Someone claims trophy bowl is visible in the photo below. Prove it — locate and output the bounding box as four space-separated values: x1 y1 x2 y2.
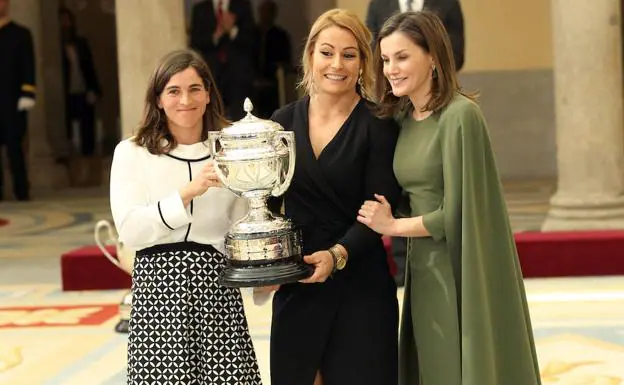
208 98 312 287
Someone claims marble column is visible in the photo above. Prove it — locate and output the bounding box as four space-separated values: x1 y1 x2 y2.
542 0 624 230
10 0 67 195
115 0 187 139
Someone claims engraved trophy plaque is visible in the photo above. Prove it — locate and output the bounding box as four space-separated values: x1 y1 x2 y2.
208 98 312 287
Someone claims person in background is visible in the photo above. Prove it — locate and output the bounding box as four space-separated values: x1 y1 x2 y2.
366 0 464 71
110 49 261 385
358 11 541 385
0 0 35 201
59 6 102 186
190 0 255 120
252 0 292 118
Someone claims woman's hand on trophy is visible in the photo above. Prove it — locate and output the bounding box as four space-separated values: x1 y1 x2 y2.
179 163 224 207
299 251 334 283
202 162 224 189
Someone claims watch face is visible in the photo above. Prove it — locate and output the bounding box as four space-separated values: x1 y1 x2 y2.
336 257 347 270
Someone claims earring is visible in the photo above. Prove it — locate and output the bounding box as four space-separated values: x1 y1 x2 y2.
357 69 365 96
432 64 438 79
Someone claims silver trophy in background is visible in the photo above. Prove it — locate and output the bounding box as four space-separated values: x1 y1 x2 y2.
208 98 311 287
94 220 134 333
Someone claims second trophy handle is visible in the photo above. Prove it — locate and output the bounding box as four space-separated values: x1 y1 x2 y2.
208 132 221 159
94 220 123 270
271 131 295 197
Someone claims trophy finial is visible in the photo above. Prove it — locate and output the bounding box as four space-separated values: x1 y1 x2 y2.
243 98 253 114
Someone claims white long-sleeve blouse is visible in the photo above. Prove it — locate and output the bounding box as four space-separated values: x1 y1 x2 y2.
109 138 248 252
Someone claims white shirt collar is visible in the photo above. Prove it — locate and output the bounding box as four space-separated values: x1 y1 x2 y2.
212 0 230 12
165 140 212 161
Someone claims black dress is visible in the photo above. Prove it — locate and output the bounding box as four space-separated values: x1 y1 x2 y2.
269 97 402 385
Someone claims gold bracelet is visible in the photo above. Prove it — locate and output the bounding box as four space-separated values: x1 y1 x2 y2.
329 245 347 273
328 247 339 274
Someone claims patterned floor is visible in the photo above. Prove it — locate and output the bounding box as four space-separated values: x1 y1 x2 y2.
1 179 623 385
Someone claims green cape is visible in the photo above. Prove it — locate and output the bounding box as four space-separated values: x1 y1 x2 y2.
399 95 542 384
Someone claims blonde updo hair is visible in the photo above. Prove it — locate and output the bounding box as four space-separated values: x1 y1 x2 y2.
298 8 374 99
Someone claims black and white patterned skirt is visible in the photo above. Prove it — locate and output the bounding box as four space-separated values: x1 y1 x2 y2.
127 242 262 385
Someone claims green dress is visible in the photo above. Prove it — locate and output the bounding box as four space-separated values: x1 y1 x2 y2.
394 94 541 385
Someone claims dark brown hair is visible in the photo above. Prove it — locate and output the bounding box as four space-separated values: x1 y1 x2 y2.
133 49 228 155
373 11 475 118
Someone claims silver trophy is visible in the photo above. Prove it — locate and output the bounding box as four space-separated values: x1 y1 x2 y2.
94 220 134 333
208 98 311 287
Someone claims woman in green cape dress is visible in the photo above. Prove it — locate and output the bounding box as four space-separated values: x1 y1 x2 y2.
357 11 542 385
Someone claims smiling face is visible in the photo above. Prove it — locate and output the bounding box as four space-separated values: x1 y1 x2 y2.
158 67 210 135
310 26 361 97
380 31 433 98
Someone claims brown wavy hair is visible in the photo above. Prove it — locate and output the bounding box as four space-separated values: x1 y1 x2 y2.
298 8 374 100
373 11 475 118
133 49 228 154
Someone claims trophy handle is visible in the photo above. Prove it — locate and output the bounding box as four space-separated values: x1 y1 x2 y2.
271 131 295 197
94 220 123 269
208 132 230 190
208 131 221 158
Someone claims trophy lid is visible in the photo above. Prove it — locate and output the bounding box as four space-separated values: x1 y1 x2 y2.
221 98 285 136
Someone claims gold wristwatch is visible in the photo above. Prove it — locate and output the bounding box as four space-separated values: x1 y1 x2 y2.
329 245 347 273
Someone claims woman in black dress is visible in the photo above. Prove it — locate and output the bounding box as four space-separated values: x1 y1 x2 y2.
268 9 401 385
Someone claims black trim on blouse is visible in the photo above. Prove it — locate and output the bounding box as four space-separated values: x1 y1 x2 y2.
183 161 193 242
160 149 210 240
157 201 175 230
165 153 211 162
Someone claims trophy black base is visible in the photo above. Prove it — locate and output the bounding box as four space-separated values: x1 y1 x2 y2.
114 290 132 334
115 319 129 333
220 257 313 288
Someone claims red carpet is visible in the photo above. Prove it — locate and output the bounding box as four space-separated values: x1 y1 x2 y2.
384 236 398 276
61 240 397 291
60 231 624 291
0 304 119 328
61 245 131 291
515 230 624 277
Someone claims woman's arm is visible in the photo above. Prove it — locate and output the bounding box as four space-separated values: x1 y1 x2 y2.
358 198 433 238
338 117 402 258
109 141 191 249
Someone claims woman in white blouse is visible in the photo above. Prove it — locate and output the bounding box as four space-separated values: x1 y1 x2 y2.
110 49 262 385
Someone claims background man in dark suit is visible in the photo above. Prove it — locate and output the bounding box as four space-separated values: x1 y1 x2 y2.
366 0 465 71
252 0 292 118
366 0 465 286
59 6 103 187
0 0 35 201
190 0 255 120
